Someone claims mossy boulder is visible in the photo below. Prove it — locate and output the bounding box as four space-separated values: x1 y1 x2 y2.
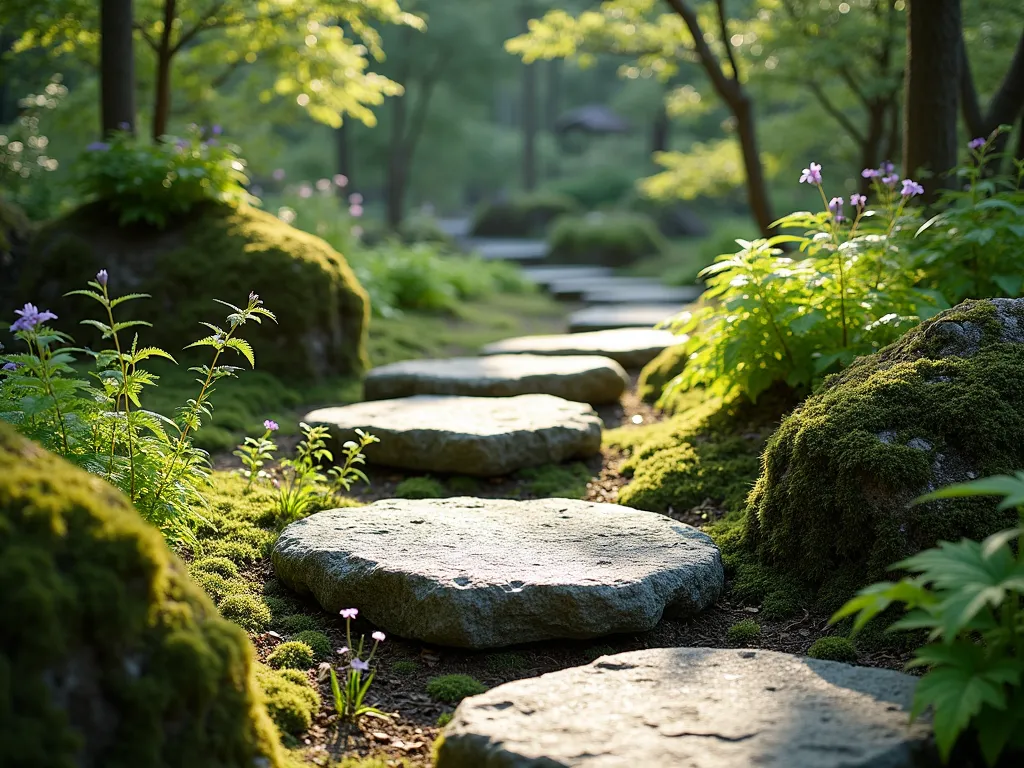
637 343 688 407
9 201 368 380
0 423 282 767
744 298 1024 598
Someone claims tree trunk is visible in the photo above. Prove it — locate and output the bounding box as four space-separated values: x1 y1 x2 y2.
733 94 773 237
903 0 961 199
859 102 887 192
651 101 670 155
100 0 136 136
336 122 351 196
385 89 409 230
522 60 538 191
151 0 176 141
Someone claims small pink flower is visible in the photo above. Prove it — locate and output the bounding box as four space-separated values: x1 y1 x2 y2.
316 178 331 192
333 174 348 187
850 193 867 208
264 419 279 431
298 183 313 198
349 192 363 204
372 631 386 642
349 204 363 218
340 608 359 619
336 646 350 655
799 162 822 185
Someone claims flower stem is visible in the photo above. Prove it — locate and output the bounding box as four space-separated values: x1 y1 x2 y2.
32 335 71 454
103 285 137 499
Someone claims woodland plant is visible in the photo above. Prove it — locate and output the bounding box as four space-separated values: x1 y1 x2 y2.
329 608 390 723
0 271 276 543
664 160 938 402
76 124 253 228
834 473 1024 765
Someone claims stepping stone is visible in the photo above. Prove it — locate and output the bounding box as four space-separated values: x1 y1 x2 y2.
364 354 629 405
437 648 936 767
569 305 684 333
467 239 548 262
583 284 702 305
304 394 601 476
272 498 724 648
482 328 677 369
520 265 613 287
548 276 665 300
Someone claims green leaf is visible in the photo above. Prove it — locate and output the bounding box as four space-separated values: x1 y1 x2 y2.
224 338 255 367
109 292 152 308
915 472 1024 510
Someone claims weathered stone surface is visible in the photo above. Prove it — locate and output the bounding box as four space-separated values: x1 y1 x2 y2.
583 284 702 305
437 647 937 768
569 305 683 333
272 499 724 648
521 265 613 287
482 328 676 369
364 354 629 405
467 239 547 261
305 394 602 476
548 276 666 300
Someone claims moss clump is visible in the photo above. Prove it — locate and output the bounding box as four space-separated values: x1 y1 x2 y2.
436 711 454 728
395 476 446 499
278 613 322 634
807 637 858 663
485 652 527 674
744 299 1024 601
637 344 688 408
291 630 332 660
0 423 282 766
391 660 419 676
254 663 320 736
516 462 592 499
192 570 243 604
220 593 273 633
267 641 315 670
16 201 369 379
547 212 666 267
426 674 487 704
471 192 581 238
446 476 482 495
191 555 241 579
726 619 762 645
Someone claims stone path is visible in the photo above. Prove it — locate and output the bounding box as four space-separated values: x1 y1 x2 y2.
305 394 602 476
437 648 936 768
520 265 614 287
364 354 629 405
570 305 682 333
482 328 676 369
583 283 702 305
272 498 724 648
467 239 547 262
547 275 670 299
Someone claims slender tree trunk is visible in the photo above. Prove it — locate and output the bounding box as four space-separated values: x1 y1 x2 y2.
100 0 136 136
336 122 351 196
733 94 773 236
651 101 670 155
386 89 409 230
859 102 887 192
151 0 176 141
903 0 961 199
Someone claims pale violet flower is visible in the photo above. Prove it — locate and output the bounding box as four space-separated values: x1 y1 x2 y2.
11 303 57 332
372 631 386 642
861 168 880 179
850 193 867 208
96 269 108 287
264 419 279 432
799 162 822 185
828 197 843 213
340 608 359 619
336 646 350 655
350 658 370 672
901 179 924 198
968 137 985 150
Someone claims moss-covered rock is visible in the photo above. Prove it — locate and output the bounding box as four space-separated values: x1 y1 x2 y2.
744 298 1024 599
11 201 369 380
637 344 688 407
0 423 282 767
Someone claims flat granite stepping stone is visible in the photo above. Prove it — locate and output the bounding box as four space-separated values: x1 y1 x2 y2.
583 284 702 305
521 266 613 287
363 354 629 405
548 276 666 300
467 239 548 261
482 328 677 369
437 647 937 768
272 498 724 648
304 394 601 476
569 305 683 333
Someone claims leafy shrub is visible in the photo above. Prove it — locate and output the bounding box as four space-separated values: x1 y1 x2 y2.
547 212 666 266
0 273 274 543
426 674 487 703
77 125 252 227
806 637 857 663
220 593 273 633
547 166 636 209
471 191 581 238
726 619 761 645
400 213 456 247
834 472 1024 765
254 663 320 736
292 630 332 660
446 476 481 495
395 476 445 499
268 641 315 670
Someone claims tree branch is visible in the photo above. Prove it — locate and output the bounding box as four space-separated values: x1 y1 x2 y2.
806 80 865 143
714 0 740 81
959 36 985 137
171 0 229 54
133 22 159 51
663 0 738 102
984 28 1024 131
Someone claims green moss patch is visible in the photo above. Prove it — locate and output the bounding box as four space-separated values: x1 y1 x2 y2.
515 462 592 499
726 619 762 645
267 641 315 670
0 423 282 766
637 343 688 409
426 674 487 704
807 637 858 663
395 476 446 499
291 630 331 660
743 299 1024 604
254 664 320 736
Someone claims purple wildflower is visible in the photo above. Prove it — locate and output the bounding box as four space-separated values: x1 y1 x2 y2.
799 162 822 185
850 193 867 208
834 213 847 224
372 631 386 642
96 269 109 287
882 161 895 174
340 608 359 620
212 124 223 136
350 658 370 672
881 173 900 187
86 141 110 152
861 168 880 179
118 122 131 131
264 419 279 432
968 137 985 151
2 362 17 371
901 179 924 198
11 303 58 332
272 168 286 181
828 196 843 213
